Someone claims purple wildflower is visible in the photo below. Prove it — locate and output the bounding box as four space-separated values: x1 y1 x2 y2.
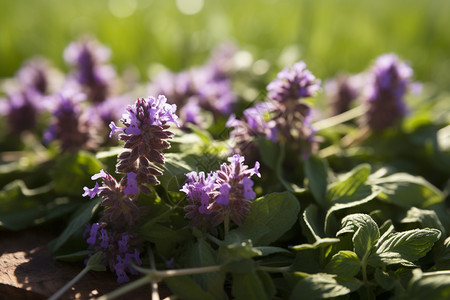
17 57 60 95
267 61 321 102
226 101 277 163
0 89 41 134
82 169 143 228
325 73 361 116
181 171 217 230
82 169 145 283
64 36 116 103
43 91 98 152
148 61 236 126
362 53 416 131
84 222 142 284
181 154 260 230
265 61 321 158
112 95 179 193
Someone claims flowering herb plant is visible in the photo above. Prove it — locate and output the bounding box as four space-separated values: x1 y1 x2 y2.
0 38 449 299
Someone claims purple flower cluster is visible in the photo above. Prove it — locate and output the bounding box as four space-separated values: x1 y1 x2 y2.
181 154 260 231
44 91 98 152
82 94 178 282
362 53 415 131
110 95 179 193
226 102 277 162
148 53 236 126
64 36 116 103
0 57 57 134
325 73 361 116
227 61 320 159
267 61 320 102
84 224 142 284
82 169 144 283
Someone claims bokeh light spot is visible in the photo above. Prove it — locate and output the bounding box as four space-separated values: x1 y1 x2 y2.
108 0 137 18
176 0 204 15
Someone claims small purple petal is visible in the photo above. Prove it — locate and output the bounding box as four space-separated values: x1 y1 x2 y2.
118 233 129 253
109 121 124 138
91 169 108 180
123 172 139 195
86 223 101 245
82 182 100 199
242 177 256 199
216 183 231 205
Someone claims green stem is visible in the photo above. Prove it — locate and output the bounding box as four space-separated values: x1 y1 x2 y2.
147 246 160 300
312 105 365 131
224 214 230 236
97 274 152 300
48 266 91 300
98 265 223 300
258 266 291 273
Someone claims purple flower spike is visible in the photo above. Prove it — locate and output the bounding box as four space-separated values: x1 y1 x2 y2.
267 61 321 102
44 91 97 152
114 95 179 193
362 53 416 132
64 36 115 103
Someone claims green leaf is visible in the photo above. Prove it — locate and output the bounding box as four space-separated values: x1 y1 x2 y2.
256 138 293 192
226 191 300 246
374 268 396 291
434 236 450 270
221 258 256 274
324 165 380 234
326 164 371 206
290 273 362 299
86 252 107 271
337 213 379 237
399 269 450 300
353 217 380 260
51 151 103 196
369 173 443 208
0 180 79 230
257 271 276 299
325 250 361 277
302 204 325 240
48 198 101 253
304 154 329 208
324 186 380 235
232 270 270 300
292 238 340 251
369 228 441 267
336 213 380 259
164 276 215 300
160 152 199 191
401 207 445 234
185 239 226 300
219 240 262 262
254 246 291 256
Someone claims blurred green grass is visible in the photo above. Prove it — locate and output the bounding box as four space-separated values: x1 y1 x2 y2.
1 0 450 89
